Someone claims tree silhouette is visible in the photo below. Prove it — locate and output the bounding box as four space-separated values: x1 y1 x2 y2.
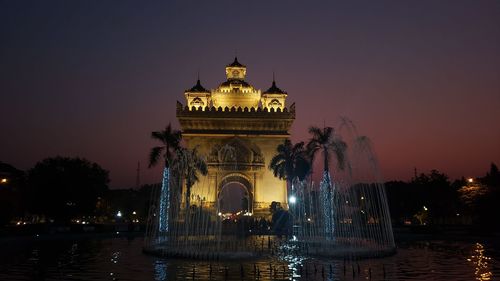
307 126 347 176
174 147 208 231
27 157 109 222
269 139 310 193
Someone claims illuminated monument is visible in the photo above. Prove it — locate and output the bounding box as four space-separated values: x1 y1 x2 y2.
144 57 395 259
176 57 294 217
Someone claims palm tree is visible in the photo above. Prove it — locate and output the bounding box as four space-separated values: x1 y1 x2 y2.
269 140 310 237
269 139 310 197
307 126 347 240
148 123 182 233
176 147 208 209
149 123 182 169
307 126 347 186
174 146 208 234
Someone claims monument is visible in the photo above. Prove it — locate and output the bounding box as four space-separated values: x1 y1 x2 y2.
144 57 395 259
176 57 294 217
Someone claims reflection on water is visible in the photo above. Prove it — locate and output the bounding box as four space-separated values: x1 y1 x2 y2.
154 260 168 281
468 243 493 281
0 235 498 280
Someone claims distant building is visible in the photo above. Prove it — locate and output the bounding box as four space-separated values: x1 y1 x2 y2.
0 161 24 191
176 57 295 217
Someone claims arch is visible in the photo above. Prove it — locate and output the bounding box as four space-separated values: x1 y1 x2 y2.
218 173 253 214
190 97 204 108
269 99 282 107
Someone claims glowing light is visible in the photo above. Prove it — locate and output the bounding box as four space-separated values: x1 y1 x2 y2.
116 211 122 217
361 196 365 200
468 178 474 183
1 178 7 183
423 206 428 211
468 243 493 281
158 168 170 233
289 195 297 204
132 211 137 215
218 212 222 216
307 218 311 222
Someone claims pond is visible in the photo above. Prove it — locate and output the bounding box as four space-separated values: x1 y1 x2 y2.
0 234 498 280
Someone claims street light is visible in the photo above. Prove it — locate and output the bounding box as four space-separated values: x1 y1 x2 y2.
0 178 7 184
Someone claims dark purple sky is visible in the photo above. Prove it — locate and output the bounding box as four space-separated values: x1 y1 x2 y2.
1 1 499 188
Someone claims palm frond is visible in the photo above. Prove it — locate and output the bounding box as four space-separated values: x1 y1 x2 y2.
148 123 182 169
148 146 164 168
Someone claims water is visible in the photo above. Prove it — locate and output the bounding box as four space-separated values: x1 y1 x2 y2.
0 235 498 280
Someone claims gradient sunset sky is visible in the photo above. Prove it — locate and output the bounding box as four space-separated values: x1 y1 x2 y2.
1 1 499 188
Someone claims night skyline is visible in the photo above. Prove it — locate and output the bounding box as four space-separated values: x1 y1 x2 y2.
1 1 499 188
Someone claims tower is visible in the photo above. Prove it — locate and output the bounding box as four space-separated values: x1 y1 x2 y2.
184 79 211 111
261 77 288 111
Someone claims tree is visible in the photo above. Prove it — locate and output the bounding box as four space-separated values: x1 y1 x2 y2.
306 126 347 181
482 162 500 187
411 170 456 221
307 126 347 239
148 123 182 170
174 147 208 219
148 123 182 233
269 139 310 194
27 157 109 222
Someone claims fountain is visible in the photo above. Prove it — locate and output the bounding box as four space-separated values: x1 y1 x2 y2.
290 118 395 258
143 118 395 260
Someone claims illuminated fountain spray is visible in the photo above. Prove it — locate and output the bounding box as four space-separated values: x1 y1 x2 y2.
145 118 395 259
144 144 264 259
294 118 395 257
320 171 335 241
158 168 170 234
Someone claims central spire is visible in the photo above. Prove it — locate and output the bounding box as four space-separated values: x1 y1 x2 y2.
227 57 245 68
225 57 247 80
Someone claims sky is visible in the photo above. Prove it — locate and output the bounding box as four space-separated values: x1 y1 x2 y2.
1 1 499 188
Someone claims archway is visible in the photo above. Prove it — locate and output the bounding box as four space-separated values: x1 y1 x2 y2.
218 182 249 214
217 174 253 215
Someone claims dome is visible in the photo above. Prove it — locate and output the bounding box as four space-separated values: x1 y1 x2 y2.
219 79 252 88
186 79 209 93
263 80 287 94
212 57 260 109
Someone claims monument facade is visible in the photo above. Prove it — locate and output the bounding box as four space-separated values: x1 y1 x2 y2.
176 58 295 217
